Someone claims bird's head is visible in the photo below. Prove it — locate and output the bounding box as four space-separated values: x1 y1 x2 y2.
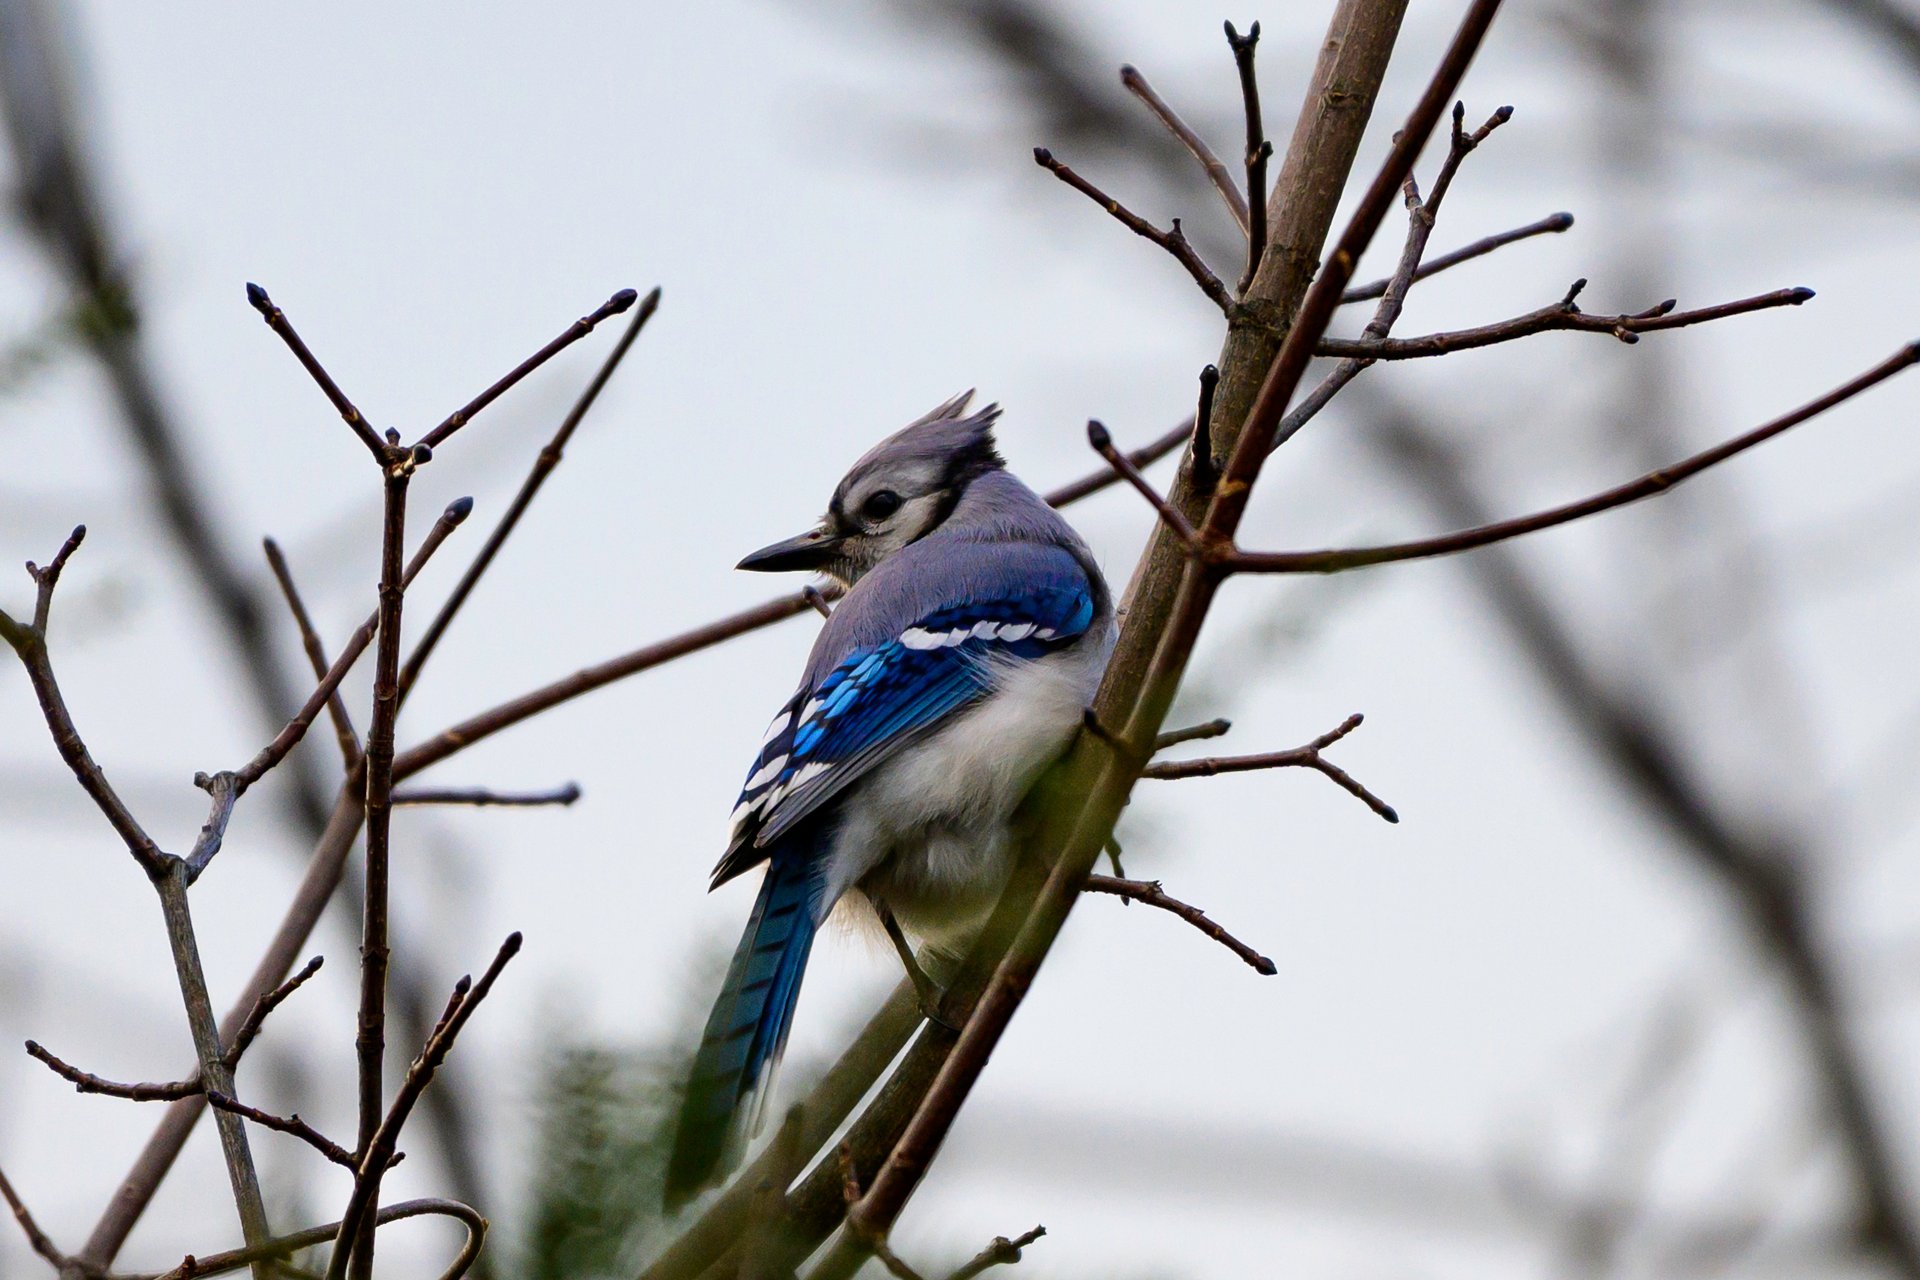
737 392 1005 587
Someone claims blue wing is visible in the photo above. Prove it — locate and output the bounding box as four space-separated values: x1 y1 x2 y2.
711 568 1096 889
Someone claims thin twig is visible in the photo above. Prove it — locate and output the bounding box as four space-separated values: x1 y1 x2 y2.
1033 147 1234 312
264 538 361 768
1233 344 1920 574
1085 421 1204 550
1225 20 1270 291
246 284 387 462
1039 419 1190 507
400 288 659 700
1316 283 1814 359
133 1199 487 1280
205 1091 355 1167
1273 104 1513 455
0 1162 68 1270
225 955 325 1069
391 783 580 808
0 527 168 876
1154 718 1232 751
1141 713 1398 823
1119 64 1248 232
230 499 472 799
942 1227 1046 1280
1340 210 1574 303
24 1040 199 1101
1191 364 1220 494
416 288 639 450
326 934 521 1280
1084 875 1276 975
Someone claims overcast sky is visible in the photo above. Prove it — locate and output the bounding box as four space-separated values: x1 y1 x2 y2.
3 2 1919 1277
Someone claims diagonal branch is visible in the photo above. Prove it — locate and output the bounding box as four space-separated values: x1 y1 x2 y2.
1340 210 1573 303
1119 65 1248 232
246 283 388 461
326 934 521 1280
943 1226 1047 1280
1316 282 1814 359
1033 147 1234 312
1231 344 1920 574
1082 875 1277 975
23 1039 199 1101
401 287 660 699
416 288 640 450
264 538 361 769
205 1090 356 1167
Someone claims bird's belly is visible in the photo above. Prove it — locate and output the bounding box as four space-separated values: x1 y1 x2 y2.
823 649 1097 945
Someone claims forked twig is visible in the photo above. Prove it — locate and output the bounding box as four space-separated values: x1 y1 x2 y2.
1143 713 1398 823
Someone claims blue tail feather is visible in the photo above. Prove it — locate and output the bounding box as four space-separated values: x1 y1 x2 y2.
665 842 821 1207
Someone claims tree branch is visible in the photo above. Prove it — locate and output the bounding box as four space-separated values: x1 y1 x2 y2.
1340 210 1573 303
326 934 521 1280
1142 712 1398 823
264 538 361 769
204 1091 356 1167
416 288 640 450
1032 147 1235 312
1231 344 1919 574
391 783 581 808
1225 20 1271 290
245 283 388 461
1118 64 1248 232
1316 282 1814 359
401 287 660 700
1083 875 1277 975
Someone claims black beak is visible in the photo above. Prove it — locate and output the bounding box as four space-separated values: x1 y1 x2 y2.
736 527 843 573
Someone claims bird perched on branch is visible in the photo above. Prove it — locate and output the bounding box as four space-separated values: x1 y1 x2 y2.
664 393 1113 1205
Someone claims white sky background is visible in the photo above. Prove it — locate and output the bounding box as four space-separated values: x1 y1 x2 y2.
2 1 1918 1277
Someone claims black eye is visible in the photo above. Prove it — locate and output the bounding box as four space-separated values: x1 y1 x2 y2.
861 490 902 521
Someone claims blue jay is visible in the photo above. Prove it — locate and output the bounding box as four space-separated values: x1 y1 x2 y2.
664 393 1113 1205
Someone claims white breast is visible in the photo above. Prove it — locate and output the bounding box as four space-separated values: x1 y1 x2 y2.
822 634 1108 944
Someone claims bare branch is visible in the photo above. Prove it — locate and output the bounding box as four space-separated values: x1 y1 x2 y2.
205 1090 356 1167
1225 20 1271 290
1142 713 1398 823
1154 717 1231 751
0 527 168 877
264 538 360 768
231 498 472 799
1039 419 1189 507
327 933 522 1280
401 287 660 700
0 1162 68 1271
246 283 388 461
391 783 581 808
1033 147 1234 312
1190 363 1220 494
1085 420 1204 550
943 1226 1047 1280
1316 282 1814 360
347 455 417 1280
225 954 325 1069
136 1199 487 1280
1340 210 1573 303
417 287 640 450
1232 345 1920 574
25 1039 199 1101
1084 875 1277 975
1119 64 1248 232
